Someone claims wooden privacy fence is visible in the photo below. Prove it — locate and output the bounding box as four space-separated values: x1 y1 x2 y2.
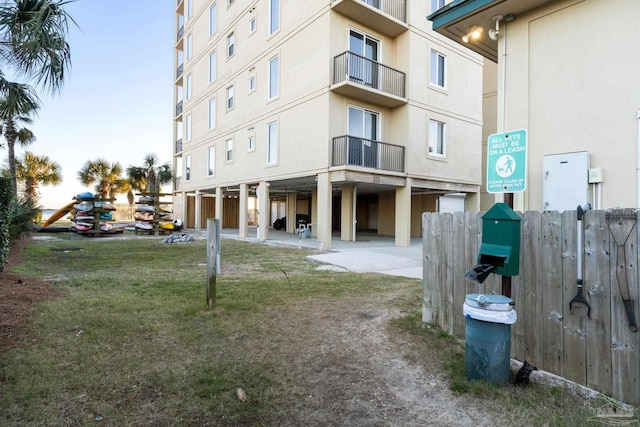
422 209 640 406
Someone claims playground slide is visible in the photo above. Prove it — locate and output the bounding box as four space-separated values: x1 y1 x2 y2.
41 201 76 227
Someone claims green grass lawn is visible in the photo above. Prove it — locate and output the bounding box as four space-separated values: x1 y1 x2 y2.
0 236 622 426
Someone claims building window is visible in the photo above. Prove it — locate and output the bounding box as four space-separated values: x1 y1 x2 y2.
207 146 215 176
209 50 217 83
249 75 255 92
185 74 192 100
185 114 192 141
208 98 216 130
185 155 191 180
430 50 446 88
267 121 278 164
248 135 255 151
226 85 234 110
431 0 446 12
268 56 278 99
269 0 280 35
429 119 445 157
227 32 235 57
209 3 217 35
249 17 256 34
186 0 193 19
226 139 233 162
186 33 193 60
228 0 234 5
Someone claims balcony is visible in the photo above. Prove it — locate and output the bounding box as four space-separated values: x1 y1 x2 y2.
331 51 406 108
176 63 184 81
175 138 183 154
175 100 183 117
176 25 184 50
331 0 407 37
332 136 404 173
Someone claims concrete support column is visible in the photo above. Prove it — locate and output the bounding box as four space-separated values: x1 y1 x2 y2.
194 190 202 230
239 183 248 238
257 181 270 242
286 191 297 233
341 184 356 242
311 188 318 237
316 172 332 250
395 177 411 247
215 186 223 225
180 192 188 226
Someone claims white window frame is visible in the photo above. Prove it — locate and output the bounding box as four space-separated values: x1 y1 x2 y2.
186 33 193 60
431 0 446 13
209 50 217 83
225 138 234 162
207 146 215 177
209 3 217 36
185 74 192 100
269 0 280 35
187 0 193 20
248 135 255 152
185 113 192 141
268 55 279 100
267 121 278 164
185 154 191 181
430 49 446 89
227 32 235 57
428 119 446 158
226 85 234 110
249 17 256 34
208 98 216 130
248 75 255 93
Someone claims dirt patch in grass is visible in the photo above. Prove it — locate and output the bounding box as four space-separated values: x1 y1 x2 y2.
0 237 58 356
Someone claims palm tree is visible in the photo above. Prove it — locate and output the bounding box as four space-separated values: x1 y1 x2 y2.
77 159 124 200
15 150 61 203
0 81 39 198
0 0 74 94
126 153 173 196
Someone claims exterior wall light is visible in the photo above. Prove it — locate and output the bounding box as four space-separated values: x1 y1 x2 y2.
462 25 482 43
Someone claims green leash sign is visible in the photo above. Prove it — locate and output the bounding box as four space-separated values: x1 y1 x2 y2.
486 129 527 193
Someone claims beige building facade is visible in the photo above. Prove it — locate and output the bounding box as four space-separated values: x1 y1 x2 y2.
173 0 484 248
431 0 640 212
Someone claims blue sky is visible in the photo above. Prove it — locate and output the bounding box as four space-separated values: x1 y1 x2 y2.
6 0 175 208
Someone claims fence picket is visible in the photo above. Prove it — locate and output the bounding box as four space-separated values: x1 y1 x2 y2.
522 211 542 365
562 210 587 385
584 210 612 395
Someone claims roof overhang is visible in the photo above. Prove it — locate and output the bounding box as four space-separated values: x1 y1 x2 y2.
427 0 555 62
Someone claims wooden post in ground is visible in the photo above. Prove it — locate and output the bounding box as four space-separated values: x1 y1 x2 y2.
206 218 220 310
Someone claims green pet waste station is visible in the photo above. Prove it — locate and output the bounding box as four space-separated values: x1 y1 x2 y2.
464 203 521 384
464 294 517 384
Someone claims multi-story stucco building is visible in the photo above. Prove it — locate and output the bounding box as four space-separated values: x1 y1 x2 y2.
172 0 484 248
430 0 640 212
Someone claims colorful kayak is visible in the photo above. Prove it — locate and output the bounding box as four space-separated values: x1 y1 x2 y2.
42 201 76 227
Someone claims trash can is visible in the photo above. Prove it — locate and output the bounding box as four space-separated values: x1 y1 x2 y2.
464 293 517 384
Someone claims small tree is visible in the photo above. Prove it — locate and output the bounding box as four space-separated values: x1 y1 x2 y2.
15 151 62 204
126 153 172 196
77 158 124 199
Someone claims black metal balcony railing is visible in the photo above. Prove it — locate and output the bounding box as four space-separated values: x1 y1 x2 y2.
333 51 405 99
176 63 184 79
358 0 406 23
332 135 404 172
175 100 183 116
175 138 183 154
177 25 184 41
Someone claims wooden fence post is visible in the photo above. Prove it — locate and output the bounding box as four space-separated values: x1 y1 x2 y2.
206 218 220 310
